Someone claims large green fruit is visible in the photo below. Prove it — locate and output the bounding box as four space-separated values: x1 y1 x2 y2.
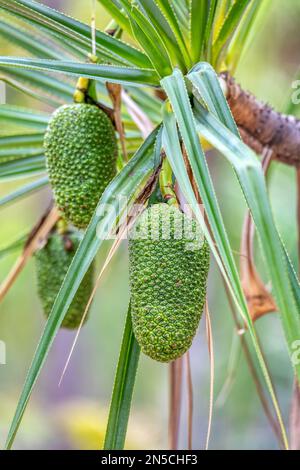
35 230 94 329
44 104 118 228
129 203 210 362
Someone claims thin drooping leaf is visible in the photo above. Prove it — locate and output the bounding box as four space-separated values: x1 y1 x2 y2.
169 357 184 450
0 1 110 63
0 105 49 132
0 0 152 68
189 63 300 381
161 69 289 449
0 57 160 87
103 303 140 450
0 176 48 209
5 127 161 449
122 126 149 149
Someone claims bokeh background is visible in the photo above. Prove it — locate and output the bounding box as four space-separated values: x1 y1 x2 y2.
0 0 299 450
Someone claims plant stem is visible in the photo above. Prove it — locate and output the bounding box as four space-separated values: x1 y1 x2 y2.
159 156 178 206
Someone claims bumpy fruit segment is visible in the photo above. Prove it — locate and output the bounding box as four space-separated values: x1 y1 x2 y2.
44 104 117 228
129 203 210 362
35 230 94 329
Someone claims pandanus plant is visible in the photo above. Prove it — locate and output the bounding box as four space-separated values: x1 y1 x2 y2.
0 0 299 450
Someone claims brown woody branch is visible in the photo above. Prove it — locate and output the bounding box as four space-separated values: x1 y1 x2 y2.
221 72 300 167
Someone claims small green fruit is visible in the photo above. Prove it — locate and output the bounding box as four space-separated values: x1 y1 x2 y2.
129 203 210 362
44 104 118 228
35 230 94 329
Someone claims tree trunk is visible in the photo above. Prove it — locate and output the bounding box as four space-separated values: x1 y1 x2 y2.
221 73 300 167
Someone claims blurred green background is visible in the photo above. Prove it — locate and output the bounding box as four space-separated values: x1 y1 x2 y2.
0 0 299 450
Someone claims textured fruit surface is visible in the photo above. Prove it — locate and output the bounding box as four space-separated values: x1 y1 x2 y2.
35 231 94 329
44 104 117 228
129 203 210 362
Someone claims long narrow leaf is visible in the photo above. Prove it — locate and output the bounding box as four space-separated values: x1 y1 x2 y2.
204 0 218 61
162 107 289 449
189 0 209 63
5 127 161 449
0 0 152 68
194 112 300 380
226 0 269 73
161 69 289 448
119 1 172 77
170 0 189 33
161 70 246 316
103 303 140 450
189 62 239 134
155 0 192 69
161 105 231 290
97 0 131 34
0 1 113 64
104 126 163 450
135 0 186 70
189 63 300 380
286 251 300 308
0 57 159 87
212 0 251 67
